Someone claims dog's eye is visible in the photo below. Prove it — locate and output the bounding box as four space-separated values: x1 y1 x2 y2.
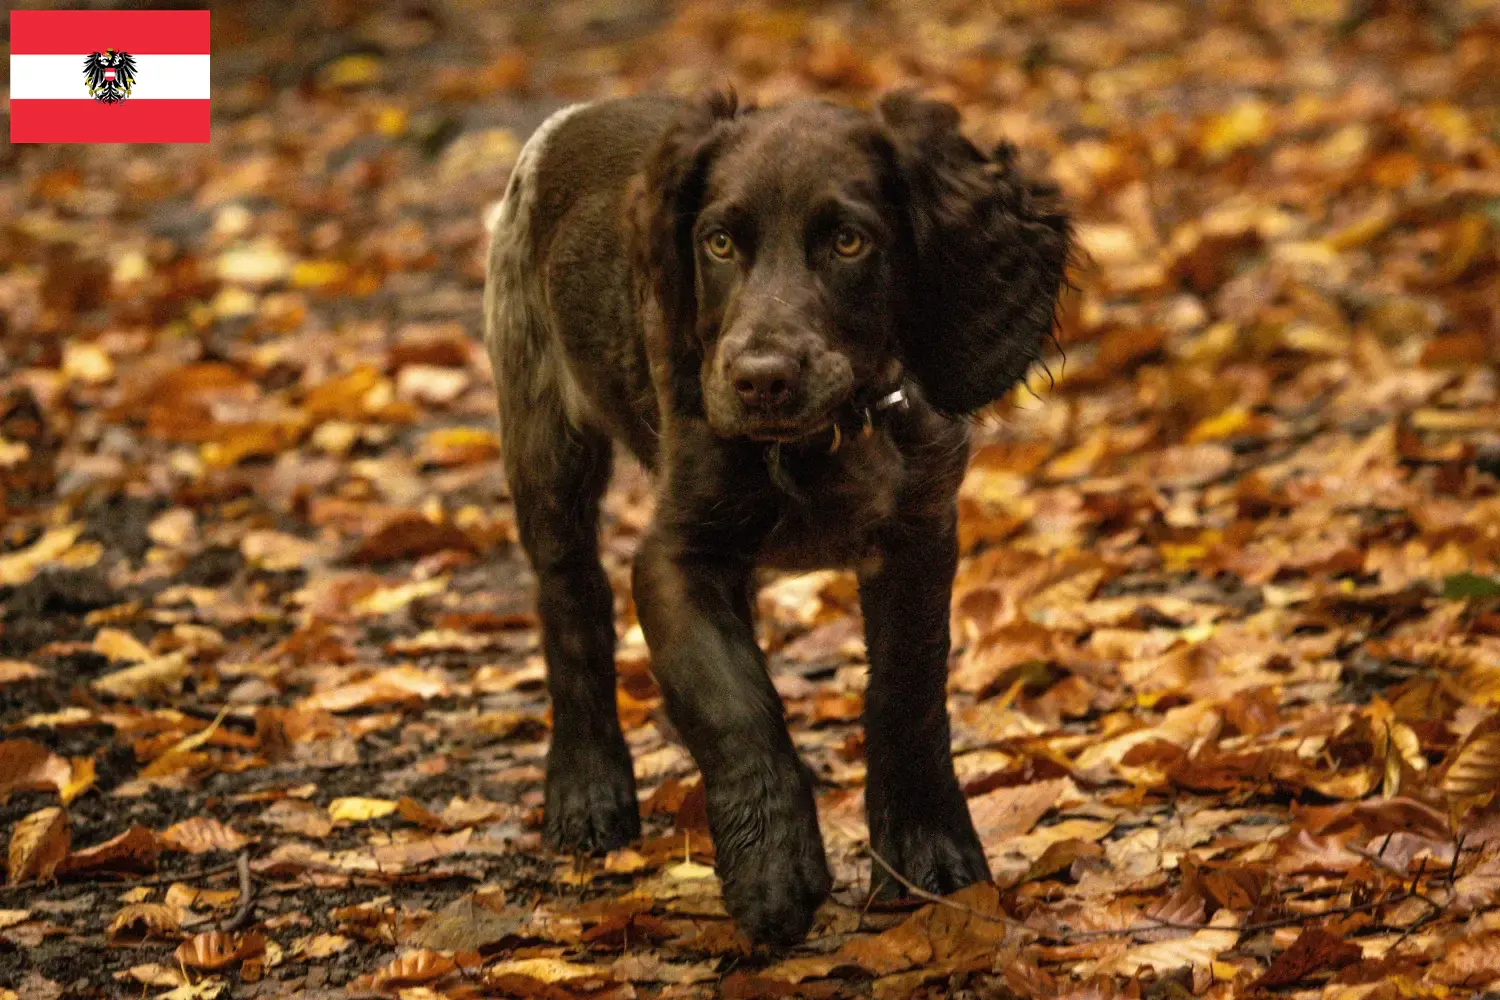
703 229 735 260
832 226 868 258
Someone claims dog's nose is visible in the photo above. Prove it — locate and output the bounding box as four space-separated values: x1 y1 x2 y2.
732 353 800 409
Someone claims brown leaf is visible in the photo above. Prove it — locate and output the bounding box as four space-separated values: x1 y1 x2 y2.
837 883 1012 977
348 511 476 563
1441 716 1500 798
7 807 69 884
1096 912 1240 976
160 817 249 855
368 950 457 988
174 930 266 970
1251 926 1362 988
1427 931 1500 986
967 779 1067 844
58 824 159 876
0 740 73 804
296 665 450 713
107 903 181 942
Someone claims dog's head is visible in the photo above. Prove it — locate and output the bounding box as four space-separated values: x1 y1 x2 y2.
631 90 1071 441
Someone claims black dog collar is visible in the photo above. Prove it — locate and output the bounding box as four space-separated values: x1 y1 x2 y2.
825 384 910 454
764 380 911 499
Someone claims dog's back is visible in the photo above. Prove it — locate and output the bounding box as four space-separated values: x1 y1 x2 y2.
484 96 682 468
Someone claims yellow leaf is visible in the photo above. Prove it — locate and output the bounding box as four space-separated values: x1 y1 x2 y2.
1187 406 1251 443
1200 99 1274 162
0 661 46 685
484 958 605 984
108 903 181 942
91 652 191 699
92 627 154 663
59 757 96 805
320 54 383 89
0 525 84 587
666 860 716 881
290 260 350 289
62 343 114 384
328 797 399 823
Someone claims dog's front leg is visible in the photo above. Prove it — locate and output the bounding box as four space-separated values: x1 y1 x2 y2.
859 514 990 899
633 532 831 945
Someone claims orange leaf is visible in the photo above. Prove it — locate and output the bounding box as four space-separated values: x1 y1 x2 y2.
59 824 159 876
174 930 266 970
369 950 457 988
8 807 69 884
160 817 250 855
0 740 73 803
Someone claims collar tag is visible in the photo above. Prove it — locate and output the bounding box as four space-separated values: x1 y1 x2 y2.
873 387 908 412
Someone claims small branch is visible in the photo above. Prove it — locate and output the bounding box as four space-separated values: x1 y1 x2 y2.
125 858 243 888
219 851 256 933
0 858 243 897
1060 887 1441 942
864 846 1451 947
864 846 1023 930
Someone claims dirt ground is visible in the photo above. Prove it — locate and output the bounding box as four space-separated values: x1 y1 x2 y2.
5 0 1500 998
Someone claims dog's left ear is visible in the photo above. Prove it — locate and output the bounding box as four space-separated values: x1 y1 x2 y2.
629 91 744 414
876 92 1072 416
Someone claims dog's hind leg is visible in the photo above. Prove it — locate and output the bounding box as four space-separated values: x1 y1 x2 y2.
484 113 639 852
506 408 638 852
489 349 638 851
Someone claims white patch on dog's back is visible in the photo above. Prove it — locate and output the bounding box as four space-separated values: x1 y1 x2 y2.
484 103 593 430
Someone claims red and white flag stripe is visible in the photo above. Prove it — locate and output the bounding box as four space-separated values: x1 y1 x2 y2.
9 10 211 144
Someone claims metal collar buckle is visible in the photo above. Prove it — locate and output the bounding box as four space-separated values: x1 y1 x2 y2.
828 387 908 455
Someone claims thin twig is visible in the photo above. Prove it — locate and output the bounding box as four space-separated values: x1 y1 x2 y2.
0 858 243 897
124 858 243 888
219 851 256 933
1061 888 1437 942
865 846 1450 945
864 846 1024 930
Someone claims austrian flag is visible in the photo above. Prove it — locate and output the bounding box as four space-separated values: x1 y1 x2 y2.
10 10 210 144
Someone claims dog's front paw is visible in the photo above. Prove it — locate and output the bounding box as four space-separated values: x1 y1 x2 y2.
870 795 989 900
543 744 640 853
710 771 831 946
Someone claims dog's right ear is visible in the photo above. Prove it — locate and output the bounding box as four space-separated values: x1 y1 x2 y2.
629 90 743 414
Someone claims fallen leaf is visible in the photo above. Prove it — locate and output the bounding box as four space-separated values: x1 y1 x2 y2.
0 661 47 684
107 903 181 942
174 931 266 971
328 797 399 823
1252 926 1362 988
0 740 72 803
91 652 191 699
59 824 159 876
1095 912 1239 976
8 807 69 884
368 950 457 988
160 817 250 854
92 628 154 663
0 525 83 587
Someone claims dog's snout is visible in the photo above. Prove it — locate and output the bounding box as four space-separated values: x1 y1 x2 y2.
731 352 800 409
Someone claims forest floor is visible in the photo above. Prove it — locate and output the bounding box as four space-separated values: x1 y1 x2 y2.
4 1 1500 997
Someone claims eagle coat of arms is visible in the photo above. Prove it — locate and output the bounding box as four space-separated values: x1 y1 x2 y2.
83 49 137 104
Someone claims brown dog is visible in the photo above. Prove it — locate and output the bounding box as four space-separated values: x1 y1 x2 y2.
483 90 1070 944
